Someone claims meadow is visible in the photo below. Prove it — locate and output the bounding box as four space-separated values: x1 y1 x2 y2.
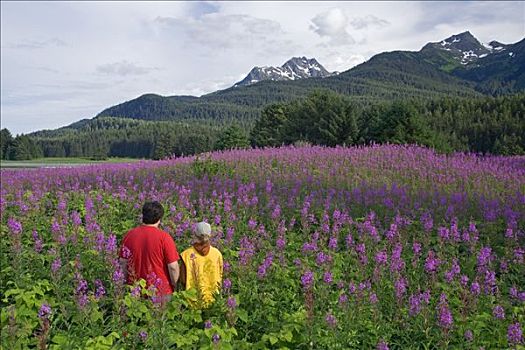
1 144 524 349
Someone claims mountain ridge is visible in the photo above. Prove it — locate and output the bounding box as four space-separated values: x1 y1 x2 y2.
27 31 524 133
234 56 335 87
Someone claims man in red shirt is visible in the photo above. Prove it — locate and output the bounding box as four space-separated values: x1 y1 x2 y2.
119 201 180 298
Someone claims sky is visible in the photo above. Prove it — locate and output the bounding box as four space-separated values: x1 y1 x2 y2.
1 1 524 135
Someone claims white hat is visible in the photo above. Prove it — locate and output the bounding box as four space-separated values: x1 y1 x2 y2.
194 222 212 241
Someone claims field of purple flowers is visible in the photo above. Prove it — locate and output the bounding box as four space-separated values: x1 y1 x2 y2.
1 144 524 349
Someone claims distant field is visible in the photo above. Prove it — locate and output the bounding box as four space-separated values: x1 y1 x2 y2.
0 157 140 168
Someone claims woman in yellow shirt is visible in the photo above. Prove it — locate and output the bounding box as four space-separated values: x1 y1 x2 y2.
179 222 223 306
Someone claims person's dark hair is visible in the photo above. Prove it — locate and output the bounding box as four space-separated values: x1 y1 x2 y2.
142 201 164 224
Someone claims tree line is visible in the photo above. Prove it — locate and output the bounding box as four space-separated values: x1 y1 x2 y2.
1 91 523 161
250 91 525 155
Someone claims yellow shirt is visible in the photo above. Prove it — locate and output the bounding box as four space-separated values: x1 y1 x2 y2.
181 246 223 305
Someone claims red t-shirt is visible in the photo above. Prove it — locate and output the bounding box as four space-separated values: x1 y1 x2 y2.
119 225 179 296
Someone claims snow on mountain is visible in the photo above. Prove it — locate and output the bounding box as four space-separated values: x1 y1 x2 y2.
234 57 334 87
424 31 510 65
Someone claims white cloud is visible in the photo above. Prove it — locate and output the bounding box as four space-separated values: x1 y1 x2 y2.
3 37 67 49
350 15 390 30
96 61 157 76
155 13 298 55
310 8 355 45
1 1 524 134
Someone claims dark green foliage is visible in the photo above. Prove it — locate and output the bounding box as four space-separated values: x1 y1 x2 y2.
8 135 42 160
279 90 360 146
251 91 525 155
250 104 288 147
375 101 430 145
214 125 250 151
30 118 220 159
1 128 14 160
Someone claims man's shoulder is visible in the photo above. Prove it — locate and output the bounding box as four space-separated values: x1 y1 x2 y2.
123 226 140 239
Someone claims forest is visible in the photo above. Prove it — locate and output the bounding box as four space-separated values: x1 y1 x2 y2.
1 91 523 161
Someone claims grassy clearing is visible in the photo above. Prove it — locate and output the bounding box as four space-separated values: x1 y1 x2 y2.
0 157 140 168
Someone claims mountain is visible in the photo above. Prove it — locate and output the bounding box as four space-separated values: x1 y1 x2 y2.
418 31 524 93
234 57 334 87
421 31 491 66
26 31 521 132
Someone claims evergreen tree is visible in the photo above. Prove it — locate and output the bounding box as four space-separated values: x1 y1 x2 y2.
215 125 250 150
9 135 40 160
0 128 14 160
250 104 288 147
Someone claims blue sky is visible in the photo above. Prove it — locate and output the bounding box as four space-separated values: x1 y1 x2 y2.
1 1 524 134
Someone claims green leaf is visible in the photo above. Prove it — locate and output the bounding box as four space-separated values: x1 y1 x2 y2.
237 308 248 323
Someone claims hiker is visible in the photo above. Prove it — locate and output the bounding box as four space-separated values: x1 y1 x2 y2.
179 222 223 306
119 201 180 299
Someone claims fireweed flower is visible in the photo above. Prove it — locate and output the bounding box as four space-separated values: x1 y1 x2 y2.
345 234 354 248
113 267 125 284
328 236 338 250
212 333 220 344
276 236 286 251
323 271 333 285
32 230 43 253
471 282 481 296
390 243 405 273
514 248 524 264
131 285 141 297
348 282 356 295
105 234 117 253
121 246 131 259
409 293 422 316
508 323 523 345
75 279 89 309
71 211 82 226
7 218 22 235
464 330 474 342
375 250 388 266
460 275 469 287
248 218 257 230
412 242 422 256
377 340 389 350
437 293 453 330
204 320 213 329
94 233 105 251
369 293 378 304
394 277 407 300
51 258 62 274
483 270 497 295
227 296 237 309
445 259 461 283
420 212 433 232
139 331 148 342
51 219 61 235
257 253 274 279
477 247 493 269
438 227 450 241
223 278 232 292
94 279 106 299
316 252 331 265
325 313 337 328
492 305 505 320
301 270 314 289
424 250 440 274
38 303 52 320
385 222 398 240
